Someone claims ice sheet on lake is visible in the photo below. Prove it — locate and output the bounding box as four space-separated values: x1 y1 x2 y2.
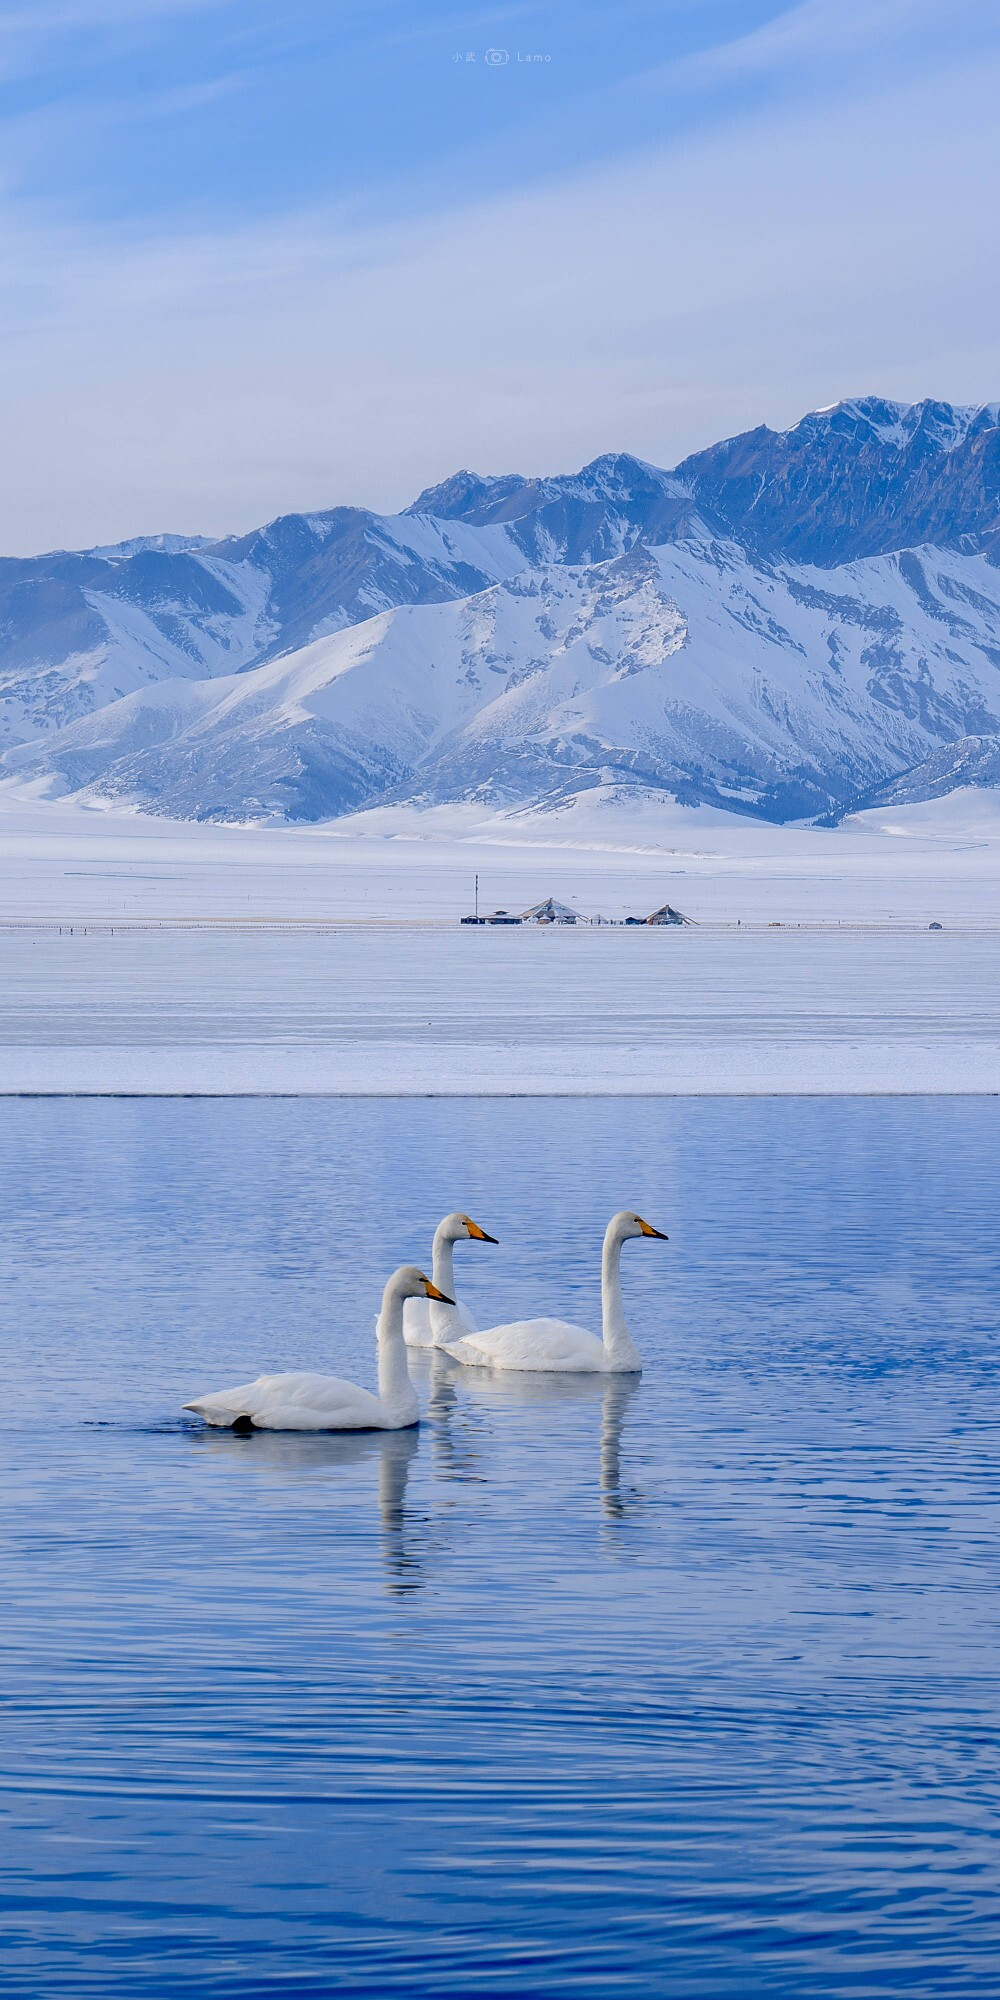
1 927 997 1096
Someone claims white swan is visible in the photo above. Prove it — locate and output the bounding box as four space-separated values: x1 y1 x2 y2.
183 1266 452 1431
403 1211 498 1348
442 1211 666 1373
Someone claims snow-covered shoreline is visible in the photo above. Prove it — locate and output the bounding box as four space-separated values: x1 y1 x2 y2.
2 791 997 1096
3 785 1000 924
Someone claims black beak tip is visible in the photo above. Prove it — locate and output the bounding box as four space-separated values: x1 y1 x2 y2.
482 1231 499 1244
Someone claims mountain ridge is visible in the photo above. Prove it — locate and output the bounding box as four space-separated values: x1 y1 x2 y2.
3 396 1000 826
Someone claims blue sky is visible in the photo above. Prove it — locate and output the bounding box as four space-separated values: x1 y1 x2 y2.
1 0 998 549
3 2 790 228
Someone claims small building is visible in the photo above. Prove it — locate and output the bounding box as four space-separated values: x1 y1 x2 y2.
520 897 579 926
461 908 522 925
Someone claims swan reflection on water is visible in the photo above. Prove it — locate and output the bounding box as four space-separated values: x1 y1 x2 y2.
187 1421 423 1594
185 1364 641 1589
420 1352 641 1519
374 1427 422 1592
598 1374 640 1521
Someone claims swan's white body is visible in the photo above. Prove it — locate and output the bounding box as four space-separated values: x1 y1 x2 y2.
403 1211 496 1348
442 1211 665 1374
183 1266 446 1432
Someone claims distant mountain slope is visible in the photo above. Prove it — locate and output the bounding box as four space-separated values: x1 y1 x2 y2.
855 733 1000 809
2 396 1000 822
410 401 1000 567
674 399 1000 564
7 530 1000 825
0 510 529 755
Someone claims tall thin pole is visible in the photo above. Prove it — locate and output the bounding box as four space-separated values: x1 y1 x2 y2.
475 873 479 920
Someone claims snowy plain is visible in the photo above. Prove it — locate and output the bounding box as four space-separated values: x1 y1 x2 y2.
1 788 998 1095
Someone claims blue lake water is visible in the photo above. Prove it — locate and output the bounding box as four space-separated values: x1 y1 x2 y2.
2 1096 999 1997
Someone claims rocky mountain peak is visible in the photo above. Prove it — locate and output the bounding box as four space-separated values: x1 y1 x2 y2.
4 396 1000 826
405 470 533 522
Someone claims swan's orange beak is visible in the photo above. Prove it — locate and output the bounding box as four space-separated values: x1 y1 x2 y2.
424 1280 456 1304
464 1216 498 1243
637 1216 668 1239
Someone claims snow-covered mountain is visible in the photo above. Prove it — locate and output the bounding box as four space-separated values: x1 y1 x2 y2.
857 734 1000 809
3 397 1000 823
0 511 527 755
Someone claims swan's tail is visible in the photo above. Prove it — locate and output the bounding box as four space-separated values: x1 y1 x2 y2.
183 1392 251 1426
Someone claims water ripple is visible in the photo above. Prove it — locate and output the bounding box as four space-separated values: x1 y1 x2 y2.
1 1097 999 1996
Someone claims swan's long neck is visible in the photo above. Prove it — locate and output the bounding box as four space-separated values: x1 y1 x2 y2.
377 1279 419 1421
429 1223 466 1343
601 1223 642 1371
431 1224 456 1300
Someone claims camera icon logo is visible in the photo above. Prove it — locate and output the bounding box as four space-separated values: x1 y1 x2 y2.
484 47 509 65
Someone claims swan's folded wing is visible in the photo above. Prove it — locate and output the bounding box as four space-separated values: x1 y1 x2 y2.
184 1369 384 1430
252 1371 385 1430
183 1375 270 1424
444 1318 605 1372
439 1333 484 1365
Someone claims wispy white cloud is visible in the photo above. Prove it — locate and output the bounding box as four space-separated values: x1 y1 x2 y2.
671 0 964 77
622 0 1000 127
0 0 995 550
0 0 235 86
0 29 996 553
